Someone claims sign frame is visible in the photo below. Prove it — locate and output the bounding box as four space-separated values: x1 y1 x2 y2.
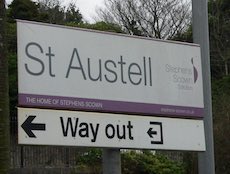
18 107 206 151
17 20 204 118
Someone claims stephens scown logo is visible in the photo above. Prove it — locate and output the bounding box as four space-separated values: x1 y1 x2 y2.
191 57 198 83
165 57 199 90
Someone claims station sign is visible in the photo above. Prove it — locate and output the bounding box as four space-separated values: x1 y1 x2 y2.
17 20 204 117
18 108 206 151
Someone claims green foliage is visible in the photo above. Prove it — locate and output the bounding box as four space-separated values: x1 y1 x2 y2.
87 21 123 33
6 22 17 118
76 148 102 174
7 0 83 25
77 148 102 165
66 21 123 33
37 0 65 24
171 26 193 43
8 53 17 118
7 0 39 21
182 152 198 174
65 3 82 24
0 1 10 172
208 0 230 78
212 76 230 174
39 6 64 23
121 151 185 174
73 149 185 174
6 22 16 52
212 76 230 96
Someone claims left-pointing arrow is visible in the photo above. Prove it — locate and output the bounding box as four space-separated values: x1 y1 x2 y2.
21 115 46 138
147 128 157 138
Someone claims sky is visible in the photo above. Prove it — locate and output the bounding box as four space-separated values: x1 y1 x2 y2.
5 0 105 23
63 0 105 22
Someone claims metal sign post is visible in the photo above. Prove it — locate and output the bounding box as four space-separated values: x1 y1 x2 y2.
192 0 215 173
103 149 121 174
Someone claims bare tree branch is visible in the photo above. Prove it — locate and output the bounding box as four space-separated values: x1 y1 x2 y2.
97 0 191 39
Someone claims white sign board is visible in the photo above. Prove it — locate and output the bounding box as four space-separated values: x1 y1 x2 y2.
17 20 204 118
18 108 206 151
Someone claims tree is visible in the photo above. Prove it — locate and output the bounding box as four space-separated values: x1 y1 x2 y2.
37 0 83 24
0 0 10 173
73 149 185 174
172 25 192 43
209 0 230 78
37 0 65 24
65 3 82 24
121 151 185 174
7 0 39 22
7 0 83 25
212 76 230 174
66 21 123 33
76 148 102 174
97 0 191 39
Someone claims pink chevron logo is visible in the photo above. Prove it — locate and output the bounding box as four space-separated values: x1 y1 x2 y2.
191 58 198 83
